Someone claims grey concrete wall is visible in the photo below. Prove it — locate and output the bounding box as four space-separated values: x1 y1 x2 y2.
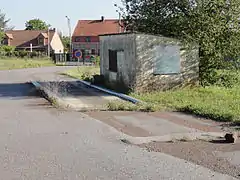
135 34 199 92
100 34 137 91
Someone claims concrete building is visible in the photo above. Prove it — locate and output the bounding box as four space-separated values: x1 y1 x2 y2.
99 32 199 92
72 16 123 61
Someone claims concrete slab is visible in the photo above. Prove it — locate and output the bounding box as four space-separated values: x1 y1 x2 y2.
85 111 208 137
169 112 216 126
114 114 201 136
150 112 225 133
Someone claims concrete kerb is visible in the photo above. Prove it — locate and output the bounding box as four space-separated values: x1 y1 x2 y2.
74 79 142 104
124 132 227 145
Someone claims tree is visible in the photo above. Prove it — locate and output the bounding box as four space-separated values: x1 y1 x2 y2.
58 31 70 52
61 36 70 52
121 0 240 85
0 9 11 41
25 19 50 30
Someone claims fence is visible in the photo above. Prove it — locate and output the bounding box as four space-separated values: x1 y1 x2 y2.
0 51 48 58
53 53 97 66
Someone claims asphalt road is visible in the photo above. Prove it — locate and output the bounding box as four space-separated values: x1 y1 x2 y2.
0 67 237 180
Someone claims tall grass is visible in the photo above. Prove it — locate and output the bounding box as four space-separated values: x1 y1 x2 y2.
0 57 55 70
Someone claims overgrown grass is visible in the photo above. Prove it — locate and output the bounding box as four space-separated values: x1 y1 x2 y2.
62 66 100 82
0 57 55 70
132 86 240 122
107 100 162 112
63 67 240 123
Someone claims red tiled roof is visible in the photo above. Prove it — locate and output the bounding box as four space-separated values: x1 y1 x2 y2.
5 30 55 47
72 19 121 36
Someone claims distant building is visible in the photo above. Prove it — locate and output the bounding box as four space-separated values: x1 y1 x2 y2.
72 16 122 61
2 29 64 53
99 32 199 93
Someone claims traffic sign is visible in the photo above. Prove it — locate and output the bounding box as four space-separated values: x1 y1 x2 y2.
74 50 82 58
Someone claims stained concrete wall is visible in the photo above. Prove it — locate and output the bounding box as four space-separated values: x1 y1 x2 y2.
135 34 199 92
100 33 137 91
100 33 199 92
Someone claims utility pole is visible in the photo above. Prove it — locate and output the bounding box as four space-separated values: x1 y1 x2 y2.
65 16 72 56
48 27 50 57
0 27 4 45
118 12 121 33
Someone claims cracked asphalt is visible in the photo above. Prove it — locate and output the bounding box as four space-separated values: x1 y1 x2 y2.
0 67 238 180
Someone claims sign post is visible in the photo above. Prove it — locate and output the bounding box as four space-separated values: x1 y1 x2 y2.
74 50 82 71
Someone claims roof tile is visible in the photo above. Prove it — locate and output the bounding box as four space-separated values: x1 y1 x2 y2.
5 30 55 47
72 19 121 36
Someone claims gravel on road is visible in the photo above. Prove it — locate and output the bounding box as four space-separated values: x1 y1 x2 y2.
140 140 240 179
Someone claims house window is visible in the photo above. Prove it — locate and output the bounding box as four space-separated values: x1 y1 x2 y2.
85 49 91 55
75 37 81 42
85 37 91 42
153 45 181 75
38 38 44 45
109 50 118 72
2 38 8 45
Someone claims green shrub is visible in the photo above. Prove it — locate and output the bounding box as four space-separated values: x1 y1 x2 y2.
215 70 240 88
29 51 37 58
204 70 240 88
95 56 100 66
1 45 15 53
0 45 15 56
18 50 28 58
13 51 19 57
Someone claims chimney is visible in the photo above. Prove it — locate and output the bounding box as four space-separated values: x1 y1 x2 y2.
101 16 105 22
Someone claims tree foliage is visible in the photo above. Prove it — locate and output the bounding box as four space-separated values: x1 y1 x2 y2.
59 34 70 52
0 45 15 56
0 9 11 41
121 0 240 85
25 19 50 30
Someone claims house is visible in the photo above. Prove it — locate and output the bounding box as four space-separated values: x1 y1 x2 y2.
2 29 64 53
72 16 122 61
99 32 199 93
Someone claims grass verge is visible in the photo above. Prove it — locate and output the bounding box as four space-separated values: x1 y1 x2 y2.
62 66 100 82
63 67 240 123
131 86 240 122
0 57 55 70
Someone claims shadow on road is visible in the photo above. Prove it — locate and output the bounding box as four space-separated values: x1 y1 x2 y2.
37 80 110 98
0 83 41 98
